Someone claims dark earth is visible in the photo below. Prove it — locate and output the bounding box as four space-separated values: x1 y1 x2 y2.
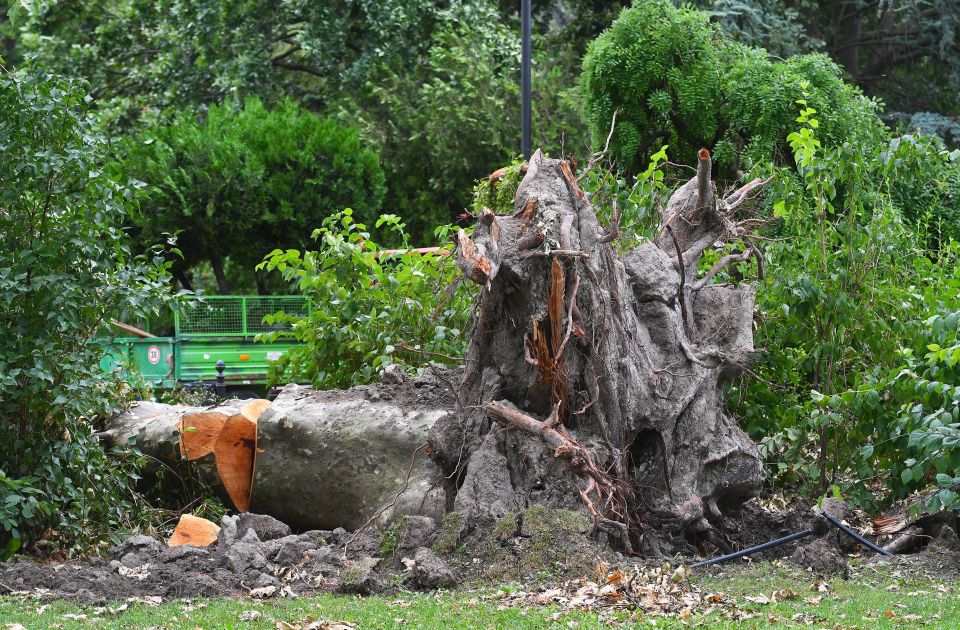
3 499 959 604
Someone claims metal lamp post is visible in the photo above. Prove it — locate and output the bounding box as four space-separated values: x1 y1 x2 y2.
521 0 532 158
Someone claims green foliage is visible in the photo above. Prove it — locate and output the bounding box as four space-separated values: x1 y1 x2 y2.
115 98 384 293
0 71 183 555
15 0 524 237
580 0 886 174
345 0 521 235
881 134 960 247
14 0 441 130
379 515 408 558
730 91 960 508
580 144 670 250
471 159 527 216
892 309 960 514
257 210 472 390
698 0 818 57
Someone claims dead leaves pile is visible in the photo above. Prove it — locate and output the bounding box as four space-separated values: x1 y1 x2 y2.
494 562 732 621
489 562 841 624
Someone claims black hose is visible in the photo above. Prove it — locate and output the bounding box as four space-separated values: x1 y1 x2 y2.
822 511 893 556
690 529 816 569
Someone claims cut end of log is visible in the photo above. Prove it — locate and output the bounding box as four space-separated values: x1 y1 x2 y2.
178 400 270 513
167 514 220 547
178 410 230 460
698 148 710 160
240 399 271 423
215 413 258 513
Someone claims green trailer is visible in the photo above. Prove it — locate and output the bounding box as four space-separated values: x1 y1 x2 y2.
100 296 309 395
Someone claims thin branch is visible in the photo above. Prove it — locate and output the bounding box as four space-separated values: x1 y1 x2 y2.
578 109 619 182
665 225 689 330
598 198 620 244
272 59 326 77
692 250 752 290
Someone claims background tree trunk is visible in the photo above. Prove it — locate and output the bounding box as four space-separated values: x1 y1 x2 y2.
429 149 766 553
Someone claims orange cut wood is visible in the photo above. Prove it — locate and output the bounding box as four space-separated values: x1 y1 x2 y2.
176 400 269 513
213 413 258 513
239 399 271 423
167 514 220 547
178 408 232 460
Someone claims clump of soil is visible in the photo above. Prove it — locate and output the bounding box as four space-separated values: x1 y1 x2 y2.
0 512 457 604
281 364 461 413
436 505 616 583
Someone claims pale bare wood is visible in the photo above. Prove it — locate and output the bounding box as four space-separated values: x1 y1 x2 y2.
168 514 220 547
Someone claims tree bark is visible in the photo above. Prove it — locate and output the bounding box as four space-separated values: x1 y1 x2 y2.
210 255 230 295
429 149 767 553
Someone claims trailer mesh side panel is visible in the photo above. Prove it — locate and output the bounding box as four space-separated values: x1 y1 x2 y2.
176 296 309 337
246 297 309 333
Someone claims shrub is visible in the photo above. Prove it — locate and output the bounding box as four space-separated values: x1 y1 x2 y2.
728 89 960 508
0 72 183 555
115 98 385 293
257 210 472 390
890 307 960 514
580 0 886 175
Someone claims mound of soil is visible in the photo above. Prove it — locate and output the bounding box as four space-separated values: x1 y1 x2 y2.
0 513 456 604
5 499 960 604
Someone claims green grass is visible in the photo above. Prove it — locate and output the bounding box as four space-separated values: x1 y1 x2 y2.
692 559 960 628
0 559 956 629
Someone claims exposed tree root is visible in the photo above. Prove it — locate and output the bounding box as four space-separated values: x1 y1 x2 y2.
431 147 771 555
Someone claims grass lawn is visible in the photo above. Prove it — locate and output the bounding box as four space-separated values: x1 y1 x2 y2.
0 559 956 629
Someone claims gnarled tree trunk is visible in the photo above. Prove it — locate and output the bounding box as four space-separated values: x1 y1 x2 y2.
429 149 767 554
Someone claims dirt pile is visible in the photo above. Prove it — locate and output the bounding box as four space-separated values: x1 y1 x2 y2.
0 513 458 604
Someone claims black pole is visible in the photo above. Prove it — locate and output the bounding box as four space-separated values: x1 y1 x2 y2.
822 511 893 556
521 0 532 158
689 529 815 569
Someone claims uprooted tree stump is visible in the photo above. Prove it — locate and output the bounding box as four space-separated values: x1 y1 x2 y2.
429 149 768 554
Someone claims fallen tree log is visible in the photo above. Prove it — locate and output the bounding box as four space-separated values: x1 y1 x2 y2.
99 400 195 465
103 379 451 530
102 399 270 513
250 384 447 530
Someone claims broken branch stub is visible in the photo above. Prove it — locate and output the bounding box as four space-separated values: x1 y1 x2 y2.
430 148 767 554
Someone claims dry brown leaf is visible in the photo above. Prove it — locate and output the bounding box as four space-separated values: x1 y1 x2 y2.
772 589 798 602
250 585 277 598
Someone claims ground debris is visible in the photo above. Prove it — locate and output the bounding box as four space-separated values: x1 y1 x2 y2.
276 619 356 630
494 563 736 620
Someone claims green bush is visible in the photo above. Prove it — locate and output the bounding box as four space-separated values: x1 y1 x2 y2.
348 0 520 237
0 72 183 556
580 0 886 175
881 134 960 247
116 98 385 293
888 307 960 514
728 90 960 508
257 210 472 390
